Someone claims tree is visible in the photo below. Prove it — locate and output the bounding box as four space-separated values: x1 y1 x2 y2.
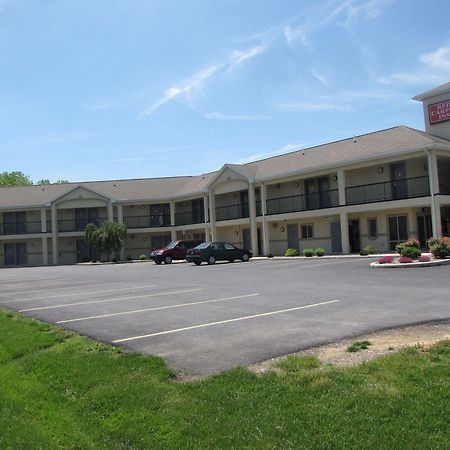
85 221 127 262
36 179 51 185
0 171 33 186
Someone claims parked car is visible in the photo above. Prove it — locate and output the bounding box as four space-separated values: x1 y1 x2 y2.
186 242 252 265
150 239 203 264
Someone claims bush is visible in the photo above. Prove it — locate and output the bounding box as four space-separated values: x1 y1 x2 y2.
418 255 431 262
315 248 325 257
399 256 414 264
395 238 420 254
400 246 421 259
266 253 274 258
303 248 314 257
377 256 394 264
428 237 450 259
285 248 299 257
126 255 134 261
365 244 377 254
347 340 371 352
139 254 146 260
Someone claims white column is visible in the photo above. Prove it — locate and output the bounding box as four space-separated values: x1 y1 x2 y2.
407 210 416 239
261 183 269 255
340 211 350 254
51 204 58 265
170 201 176 241
427 151 442 237
337 169 346 206
209 190 216 241
40 208 47 233
203 194 210 241
107 201 113 222
41 236 48 265
248 182 258 255
117 204 125 261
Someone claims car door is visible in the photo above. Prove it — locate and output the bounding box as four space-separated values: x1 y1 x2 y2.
223 243 239 260
210 242 225 260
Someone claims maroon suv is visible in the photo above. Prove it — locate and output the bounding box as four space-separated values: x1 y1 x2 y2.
150 240 203 265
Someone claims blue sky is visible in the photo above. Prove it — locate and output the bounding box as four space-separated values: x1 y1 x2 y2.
1 0 450 183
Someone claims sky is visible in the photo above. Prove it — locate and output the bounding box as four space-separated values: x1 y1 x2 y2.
1 0 450 183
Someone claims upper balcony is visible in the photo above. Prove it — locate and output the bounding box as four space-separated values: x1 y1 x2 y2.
175 210 204 226
0 221 44 235
123 214 171 229
266 190 339 215
57 217 108 232
215 201 262 221
346 176 430 205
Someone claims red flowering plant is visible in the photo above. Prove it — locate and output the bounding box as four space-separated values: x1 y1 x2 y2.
418 255 431 262
427 237 450 259
377 256 395 264
399 256 414 264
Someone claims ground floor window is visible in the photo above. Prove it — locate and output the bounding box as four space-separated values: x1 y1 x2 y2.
4 242 28 266
368 217 377 239
301 224 313 239
388 215 408 250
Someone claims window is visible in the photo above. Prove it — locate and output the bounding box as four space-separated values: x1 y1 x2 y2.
388 215 408 250
224 243 236 250
368 218 377 239
301 224 313 239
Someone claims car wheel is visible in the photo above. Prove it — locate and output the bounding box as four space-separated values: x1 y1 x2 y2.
207 255 216 265
241 253 250 262
164 255 172 264
228 259 235 263
194 261 201 266
155 260 162 265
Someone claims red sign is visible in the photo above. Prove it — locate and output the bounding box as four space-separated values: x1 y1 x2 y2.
429 99 450 124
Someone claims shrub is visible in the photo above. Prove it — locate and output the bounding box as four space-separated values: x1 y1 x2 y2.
303 248 314 257
266 253 274 258
315 248 325 257
400 246 421 259
126 255 134 261
139 254 146 260
399 256 414 264
347 340 371 352
285 248 299 257
427 237 450 259
418 255 431 262
377 256 394 264
395 238 420 254
364 244 377 254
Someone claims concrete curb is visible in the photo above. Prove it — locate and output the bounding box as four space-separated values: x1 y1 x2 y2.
370 258 450 268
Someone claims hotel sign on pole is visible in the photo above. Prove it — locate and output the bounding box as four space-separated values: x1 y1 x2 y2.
429 99 450 124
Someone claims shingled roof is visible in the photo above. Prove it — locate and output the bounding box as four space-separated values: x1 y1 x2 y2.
1 126 449 209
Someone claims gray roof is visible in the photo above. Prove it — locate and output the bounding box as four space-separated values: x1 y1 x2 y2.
413 82 450 101
1 126 449 209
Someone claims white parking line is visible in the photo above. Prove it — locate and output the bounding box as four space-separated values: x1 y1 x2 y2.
0 280 130 297
113 299 340 343
56 293 260 324
261 260 355 269
19 288 202 312
2 284 157 304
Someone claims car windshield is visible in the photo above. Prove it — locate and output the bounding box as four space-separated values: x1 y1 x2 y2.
195 242 210 249
166 241 178 249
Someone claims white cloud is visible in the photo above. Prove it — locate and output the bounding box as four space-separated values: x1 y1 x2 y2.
284 25 309 49
276 102 352 112
310 70 328 86
377 45 450 86
144 45 266 115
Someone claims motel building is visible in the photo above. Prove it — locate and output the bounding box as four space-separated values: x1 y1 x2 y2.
1 83 450 268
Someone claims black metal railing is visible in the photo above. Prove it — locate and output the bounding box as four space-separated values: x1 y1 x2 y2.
346 176 430 205
57 217 108 232
123 214 171 229
174 210 204 226
266 189 339 215
0 221 43 235
216 202 250 221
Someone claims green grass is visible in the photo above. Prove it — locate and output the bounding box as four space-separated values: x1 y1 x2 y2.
1 308 449 449
347 340 372 352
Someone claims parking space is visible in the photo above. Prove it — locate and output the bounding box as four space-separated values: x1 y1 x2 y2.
1 259 449 376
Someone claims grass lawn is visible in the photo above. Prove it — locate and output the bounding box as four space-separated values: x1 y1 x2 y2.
0 307 449 449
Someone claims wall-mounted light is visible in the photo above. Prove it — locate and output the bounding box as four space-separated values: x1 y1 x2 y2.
272 223 277 228
233 193 237 199
141 205 146 209
295 181 300 187
142 237 147 242
378 167 384 174
332 175 338 181
424 164 428 172
280 226 285 232
234 230 239 236
276 183 281 189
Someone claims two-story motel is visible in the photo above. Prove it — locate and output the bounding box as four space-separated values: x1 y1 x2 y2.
1 83 450 267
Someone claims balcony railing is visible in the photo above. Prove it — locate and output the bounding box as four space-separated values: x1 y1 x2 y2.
175 210 204 226
266 189 339 215
0 221 43 235
216 202 250 221
346 176 430 205
123 214 171 229
57 217 108 232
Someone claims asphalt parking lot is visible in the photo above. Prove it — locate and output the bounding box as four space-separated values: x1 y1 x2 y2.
1 258 449 376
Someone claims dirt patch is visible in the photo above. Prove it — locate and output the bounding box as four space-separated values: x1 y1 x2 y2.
250 321 450 374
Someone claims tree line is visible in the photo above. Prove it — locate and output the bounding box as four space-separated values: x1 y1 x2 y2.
0 171 69 187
